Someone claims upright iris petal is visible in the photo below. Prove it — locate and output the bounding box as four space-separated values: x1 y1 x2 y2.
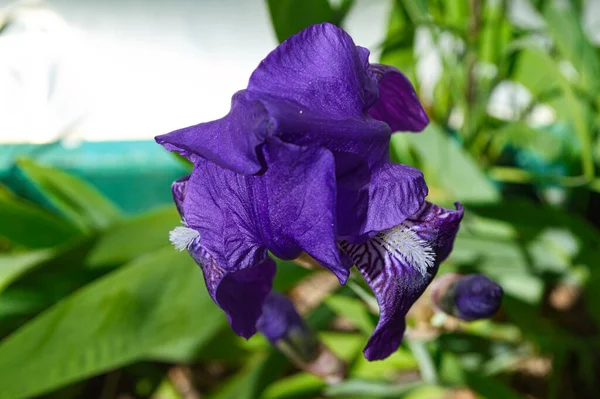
340 202 464 360
367 64 429 133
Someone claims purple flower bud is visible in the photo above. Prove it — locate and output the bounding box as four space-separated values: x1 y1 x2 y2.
432 273 503 321
256 292 345 382
256 292 318 362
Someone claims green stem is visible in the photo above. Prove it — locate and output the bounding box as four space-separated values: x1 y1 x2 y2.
407 340 438 385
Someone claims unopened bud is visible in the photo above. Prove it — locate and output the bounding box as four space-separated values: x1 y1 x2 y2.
431 273 503 321
256 292 345 383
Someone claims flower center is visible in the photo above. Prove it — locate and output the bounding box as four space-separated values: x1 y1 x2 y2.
373 222 435 276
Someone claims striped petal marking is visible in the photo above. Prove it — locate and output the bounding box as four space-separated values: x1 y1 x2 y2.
339 202 464 360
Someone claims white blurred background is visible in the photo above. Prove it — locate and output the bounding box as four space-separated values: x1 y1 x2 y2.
0 0 389 144
2 0 600 145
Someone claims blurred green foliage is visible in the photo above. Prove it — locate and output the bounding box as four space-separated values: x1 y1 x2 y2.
2 0 600 398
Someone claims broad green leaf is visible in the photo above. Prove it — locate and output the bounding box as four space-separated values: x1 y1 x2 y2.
0 184 14 200
403 124 499 203
266 0 354 43
324 380 427 398
149 326 250 365
320 332 364 362
260 372 325 399
14 159 121 232
351 347 418 379
86 206 179 267
439 353 522 399
209 351 288 399
0 249 55 293
452 230 544 304
0 199 82 248
0 248 224 399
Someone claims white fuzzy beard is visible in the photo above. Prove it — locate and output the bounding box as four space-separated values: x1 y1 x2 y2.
376 222 435 276
169 226 199 251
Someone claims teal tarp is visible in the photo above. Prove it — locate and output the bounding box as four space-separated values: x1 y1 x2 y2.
1 141 189 214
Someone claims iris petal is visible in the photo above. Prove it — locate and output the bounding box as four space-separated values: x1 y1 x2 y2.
340 202 463 360
246 23 391 148
249 23 371 121
258 140 352 283
367 65 429 132
188 241 276 339
175 138 350 336
182 139 350 279
155 90 271 175
171 175 189 218
337 163 428 240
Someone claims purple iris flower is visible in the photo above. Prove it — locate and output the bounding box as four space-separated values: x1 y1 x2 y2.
157 23 463 360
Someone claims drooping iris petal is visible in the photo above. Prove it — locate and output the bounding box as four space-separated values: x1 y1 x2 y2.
367 64 429 132
155 90 271 174
188 241 276 339
171 139 351 338
340 202 464 360
337 163 428 240
182 138 350 281
258 140 352 283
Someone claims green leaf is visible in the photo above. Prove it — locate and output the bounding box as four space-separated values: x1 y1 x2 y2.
324 294 375 336
209 351 288 399
0 199 82 248
86 206 179 267
0 248 225 399
272 259 312 292
403 124 499 203
512 49 595 179
324 380 427 398
350 347 418 379
543 3 600 94
439 352 522 399
0 249 55 293
464 200 600 329
379 1 417 82
266 0 354 43
320 332 364 362
14 159 121 232
261 372 325 399
0 184 14 200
